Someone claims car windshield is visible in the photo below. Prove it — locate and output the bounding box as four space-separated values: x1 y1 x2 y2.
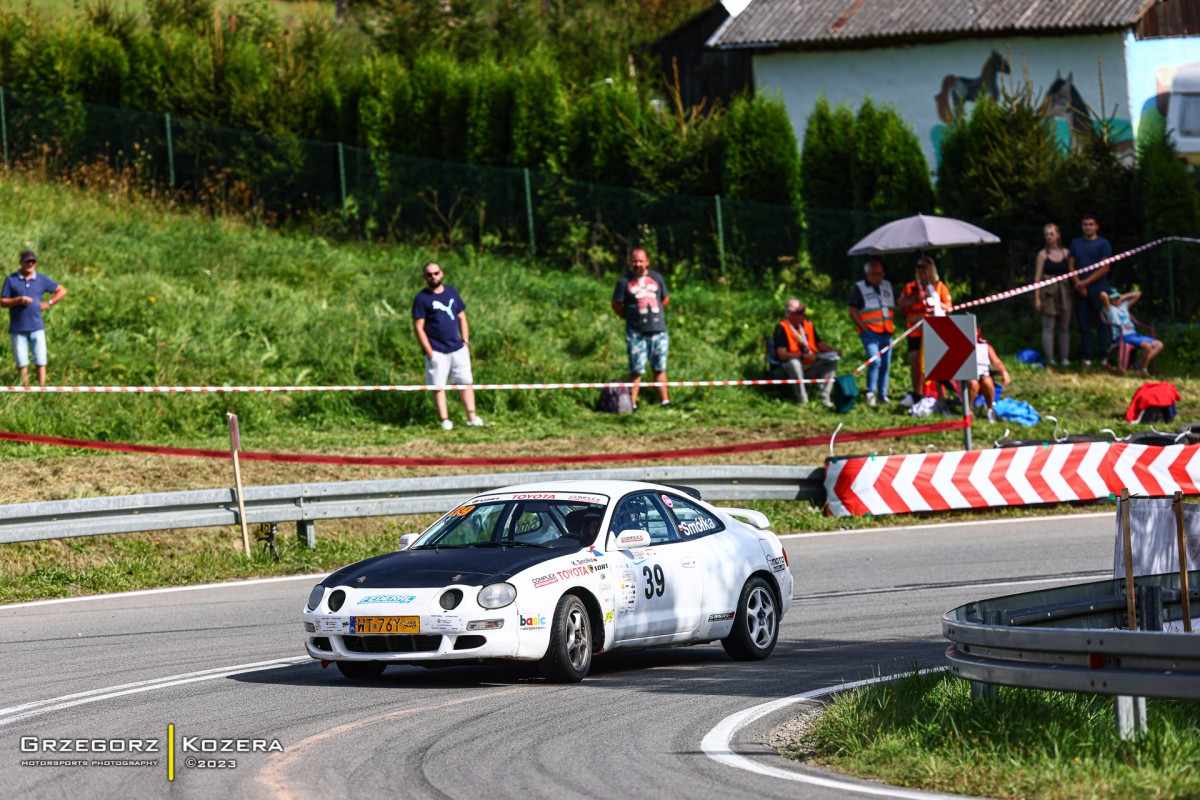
412 497 609 549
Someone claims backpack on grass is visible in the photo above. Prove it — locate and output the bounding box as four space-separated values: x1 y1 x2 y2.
832 375 858 413
599 385 633 414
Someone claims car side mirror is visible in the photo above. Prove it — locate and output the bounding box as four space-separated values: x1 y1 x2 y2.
614 529 652 548
397 533 420 551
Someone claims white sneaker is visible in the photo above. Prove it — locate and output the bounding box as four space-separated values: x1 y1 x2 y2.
821 397 835 409
466 416 484 427
1059 359 1070 367
1082 360 1092 367
441 419 454 431
866 391 877 408
987 407 998 424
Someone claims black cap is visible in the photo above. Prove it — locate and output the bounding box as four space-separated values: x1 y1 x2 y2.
19 250 36 263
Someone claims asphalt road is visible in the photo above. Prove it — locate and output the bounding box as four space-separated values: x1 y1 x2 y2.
0 513 1115 800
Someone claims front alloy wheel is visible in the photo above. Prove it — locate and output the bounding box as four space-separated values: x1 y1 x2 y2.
539 594 593 682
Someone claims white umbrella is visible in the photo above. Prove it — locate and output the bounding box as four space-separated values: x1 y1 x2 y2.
847 213 1000 256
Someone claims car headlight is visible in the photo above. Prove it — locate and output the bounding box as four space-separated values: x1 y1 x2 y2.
477 583 516 609
307 584 325 611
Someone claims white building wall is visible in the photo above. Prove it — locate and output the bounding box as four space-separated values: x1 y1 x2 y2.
753 34 1130 170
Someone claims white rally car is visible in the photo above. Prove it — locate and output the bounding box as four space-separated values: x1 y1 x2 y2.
303 480 793 682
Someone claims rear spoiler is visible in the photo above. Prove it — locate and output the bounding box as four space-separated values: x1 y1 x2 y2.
717 507 771 530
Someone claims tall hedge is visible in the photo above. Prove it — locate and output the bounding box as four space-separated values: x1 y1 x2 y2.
722 92 800 207
852 98 933 215
800 95 854 212
1133 128 1200 314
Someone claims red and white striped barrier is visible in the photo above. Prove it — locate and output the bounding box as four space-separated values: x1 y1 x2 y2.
825 441 1200 517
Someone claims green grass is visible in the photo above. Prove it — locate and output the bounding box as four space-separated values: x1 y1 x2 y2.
797 670 1200 800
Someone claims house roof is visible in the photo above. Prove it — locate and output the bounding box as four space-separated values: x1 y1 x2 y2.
708 0 1158 49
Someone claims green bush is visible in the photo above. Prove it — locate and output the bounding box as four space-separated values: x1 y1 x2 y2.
722 92 800 207
851 97 933 216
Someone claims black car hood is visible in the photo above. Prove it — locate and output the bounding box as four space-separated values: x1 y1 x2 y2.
323 545 574 588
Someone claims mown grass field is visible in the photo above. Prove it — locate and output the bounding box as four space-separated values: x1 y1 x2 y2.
796 671 1200 800
0 167 1195 603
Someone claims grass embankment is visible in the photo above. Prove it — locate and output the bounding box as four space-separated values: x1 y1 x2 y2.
795 671 1200 800
0 170 1195 603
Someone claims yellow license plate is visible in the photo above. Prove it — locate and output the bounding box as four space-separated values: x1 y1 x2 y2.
350 616 421 634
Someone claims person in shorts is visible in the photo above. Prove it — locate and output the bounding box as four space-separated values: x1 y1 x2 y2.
1102 288 1163 375
611 248 670 410
412 261 482 431
1 249 66 387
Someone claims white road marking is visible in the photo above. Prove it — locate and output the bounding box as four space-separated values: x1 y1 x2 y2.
701 669 987 799
0 573 326 611
0 657 310 727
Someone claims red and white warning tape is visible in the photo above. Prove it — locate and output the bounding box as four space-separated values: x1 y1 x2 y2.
0 377 833 394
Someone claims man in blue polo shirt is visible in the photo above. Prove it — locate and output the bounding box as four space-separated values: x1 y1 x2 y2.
412 261 482 431
1068 214 1113 367
1 250 66 387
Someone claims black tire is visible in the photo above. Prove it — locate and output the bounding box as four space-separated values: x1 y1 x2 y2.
538 594 593 683
335 660 386 680
721 576 779 661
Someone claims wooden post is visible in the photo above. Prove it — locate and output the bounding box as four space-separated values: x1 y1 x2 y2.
1176 490 1193 633
1121 488 1136 630
228 412 251 557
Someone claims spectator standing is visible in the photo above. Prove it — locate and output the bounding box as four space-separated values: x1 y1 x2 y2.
412 261 482 430
1 250 66 387
1101 288 1163 375
1068 214 1113 367
847 259 895 407
611 248 670 410
773 298 840 408
1033 223 1072 366
896 256 952 401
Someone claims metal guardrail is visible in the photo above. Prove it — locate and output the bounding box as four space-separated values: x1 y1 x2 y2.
0 464 825 547
943 572 1200 734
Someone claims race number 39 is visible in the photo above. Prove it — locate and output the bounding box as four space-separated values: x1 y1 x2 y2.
642 564 665 599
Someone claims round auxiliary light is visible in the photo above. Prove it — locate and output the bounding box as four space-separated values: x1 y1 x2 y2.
307 584 325 611
440 589 463 611
327 589 346 612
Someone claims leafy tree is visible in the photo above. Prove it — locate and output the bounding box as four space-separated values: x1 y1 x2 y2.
934 84 1066 225
1132 127 1200 315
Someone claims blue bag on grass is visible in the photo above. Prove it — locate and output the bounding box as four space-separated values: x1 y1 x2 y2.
973 383 1004 407
1017 349 1045 367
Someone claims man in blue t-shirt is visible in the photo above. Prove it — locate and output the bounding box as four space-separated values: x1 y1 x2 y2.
1 250 67 387
1068 214 1113 367
412 261 482 431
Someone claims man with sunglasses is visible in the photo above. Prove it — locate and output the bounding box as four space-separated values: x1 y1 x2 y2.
773 298 840 407
412 261 482 430
1 250 66 387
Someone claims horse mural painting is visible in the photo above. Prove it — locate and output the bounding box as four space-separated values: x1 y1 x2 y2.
1042 70 1134 158
934 51 1011 123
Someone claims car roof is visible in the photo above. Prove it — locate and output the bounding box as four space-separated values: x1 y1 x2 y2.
470 479 700 501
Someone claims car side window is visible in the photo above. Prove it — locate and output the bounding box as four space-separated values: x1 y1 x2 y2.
612 493 679 545
662 495 725 539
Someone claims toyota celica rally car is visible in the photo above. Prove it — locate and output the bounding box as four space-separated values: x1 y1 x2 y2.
303 480 793 682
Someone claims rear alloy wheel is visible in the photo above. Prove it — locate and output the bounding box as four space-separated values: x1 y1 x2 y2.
721 576 779 661
538 594 593 682
335 660 387 680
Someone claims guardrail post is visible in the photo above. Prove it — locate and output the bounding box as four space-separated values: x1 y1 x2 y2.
970 609 1001 699
297 520 315 549
1115 696 1147 740
714 195 727 279
337 142 348 210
